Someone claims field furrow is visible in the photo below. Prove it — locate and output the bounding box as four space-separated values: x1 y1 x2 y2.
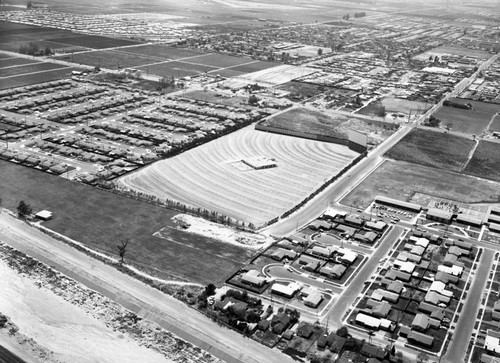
118 126 358 225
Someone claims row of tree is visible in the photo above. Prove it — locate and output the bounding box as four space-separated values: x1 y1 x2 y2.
19 43 53 56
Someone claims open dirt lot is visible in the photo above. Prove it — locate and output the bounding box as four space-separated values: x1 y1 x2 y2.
0 258 170 363
358 96 429 118
118 126 359 226
0 160 252 284
432 98 500 134
342 160 500 209
385 128 475 172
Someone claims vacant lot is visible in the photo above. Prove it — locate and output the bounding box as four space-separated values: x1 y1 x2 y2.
0 160 251 284
56 50 154 70
118 126 358 226
49 35 139 49
260 106 348 139
385 128 474 172
432 98 500 134
342 160 500 209
358 97 429 118
463 141 500 182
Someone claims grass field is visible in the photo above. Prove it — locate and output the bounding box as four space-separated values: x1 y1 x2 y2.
385 128 475 172
118 126 358 226
342 160 500 209
0 62 67 78
0 67 78 90
260 106 348 139
49 34 139 49
137 60 218 78
0 160 252 284
432 98 500 134
463 141 500 182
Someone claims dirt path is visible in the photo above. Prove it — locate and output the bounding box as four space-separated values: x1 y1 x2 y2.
0 212 293 363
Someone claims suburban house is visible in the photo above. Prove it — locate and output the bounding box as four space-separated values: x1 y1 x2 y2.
241 270 267 287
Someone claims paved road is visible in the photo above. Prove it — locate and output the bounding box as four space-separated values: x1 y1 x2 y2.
263 51 498 239
0 212 294 363
324 226 404 325
262 125 412 237
442 250 494 363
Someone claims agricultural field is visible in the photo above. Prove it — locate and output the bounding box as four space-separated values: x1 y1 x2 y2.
0 67 80 90
48 34 140 49
118 126 359 227
463 140 500 182
187 53 256 68
384 128 475 172
259 106 348 139
123 45 201 60
431 98 500 134
56 50 154 70
0 160 252 284
341 160 500 209
0 62 67 78
0 57 38 68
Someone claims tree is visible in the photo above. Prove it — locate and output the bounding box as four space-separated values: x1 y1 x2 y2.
248 94 259 105
44 47 52 56
117 239 129 266
336 326 349 338
204 283 216 296
27 0 32 9
17 200 32 219
317 48 323 56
